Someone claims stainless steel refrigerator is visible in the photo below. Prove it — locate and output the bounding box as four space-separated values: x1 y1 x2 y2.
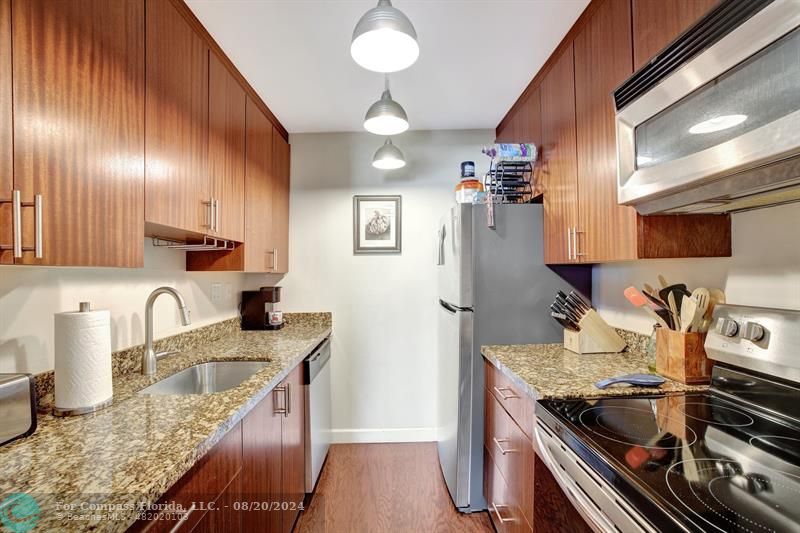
436 203 589 512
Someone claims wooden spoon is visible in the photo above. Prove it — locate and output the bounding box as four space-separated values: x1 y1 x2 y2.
667 292 681 331
680 296 698 333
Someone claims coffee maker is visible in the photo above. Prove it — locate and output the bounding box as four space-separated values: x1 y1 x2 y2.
240 287 284 330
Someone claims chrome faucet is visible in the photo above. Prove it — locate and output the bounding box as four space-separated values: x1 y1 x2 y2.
142 287 191 375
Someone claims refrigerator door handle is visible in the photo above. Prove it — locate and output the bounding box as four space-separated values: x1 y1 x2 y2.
436 225 446 266
439 299 458 314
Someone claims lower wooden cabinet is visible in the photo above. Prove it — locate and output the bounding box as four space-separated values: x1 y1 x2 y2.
132 363 306 533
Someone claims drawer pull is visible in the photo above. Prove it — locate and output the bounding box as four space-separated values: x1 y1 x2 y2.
491 503 515 523
493 437 517 455
273 385 287 415
493 386 520 400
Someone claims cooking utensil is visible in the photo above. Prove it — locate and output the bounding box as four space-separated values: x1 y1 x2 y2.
658 284 691 313
624 287 671 329
595 373 666 389
657 275 669 289
690 288 710 332
680 296 699 333
667 292 680 331
698 288 726 332
643 291 674 329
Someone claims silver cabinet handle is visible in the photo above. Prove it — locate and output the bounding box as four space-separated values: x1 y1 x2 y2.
566 226 572 261
491 503 514 523
284 382 290 417
34 194 42 259
493 386 519 400
493 437 517 455
271 248 277 270
168 502 196 533
12 190 21 258
213 198 219 233
273 385 287 415
203 198 213 230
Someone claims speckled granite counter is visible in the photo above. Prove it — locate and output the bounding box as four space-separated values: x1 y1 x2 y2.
0 313 331 533
481 343 707 401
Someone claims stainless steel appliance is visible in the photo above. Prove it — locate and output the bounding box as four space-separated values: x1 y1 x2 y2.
436 203 590 512
304 337 332 494
0 374 37 447
536 304 800 531
614 0 800 215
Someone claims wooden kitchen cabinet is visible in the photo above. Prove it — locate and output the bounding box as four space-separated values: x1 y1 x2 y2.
10 0 144 267
145 0 210 238
241 363 305 533
632 0 719 70
208 52 246 243
541 44 579 265
0 0 11 265
271 132 291 274
574 0 637 263
495 88 544 198
242 99 275 272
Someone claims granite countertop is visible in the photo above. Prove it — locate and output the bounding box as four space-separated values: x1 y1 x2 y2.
0 313 332 533
481 343 708 401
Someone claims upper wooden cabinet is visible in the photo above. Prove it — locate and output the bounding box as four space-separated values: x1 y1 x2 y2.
0 0 12 265
243 98 275 272
500 0 731 265
632 0 719 70
209 52 246 242
271 132 291 274
574 0 637 263
496 88 544 198
10 0 145 267
541 45 579 265
145 0 209 237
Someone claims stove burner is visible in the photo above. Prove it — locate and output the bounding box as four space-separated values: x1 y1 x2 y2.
667 459 800 533
678 401 755 427
578 406 697 449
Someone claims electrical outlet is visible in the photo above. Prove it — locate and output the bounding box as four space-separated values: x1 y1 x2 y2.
224 283 232 302
211 282 222 303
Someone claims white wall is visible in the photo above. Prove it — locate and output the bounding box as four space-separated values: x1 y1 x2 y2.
0 242 275 374
280 129 493 443
593 202 800 334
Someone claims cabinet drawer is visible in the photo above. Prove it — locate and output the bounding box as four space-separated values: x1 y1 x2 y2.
485 360 534 439
485 388 534 528
484 447 533 533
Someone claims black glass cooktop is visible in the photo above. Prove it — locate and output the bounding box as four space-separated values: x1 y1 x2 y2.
537 391 800 532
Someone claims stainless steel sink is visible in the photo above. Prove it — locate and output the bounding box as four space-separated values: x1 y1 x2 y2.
138 361 269 395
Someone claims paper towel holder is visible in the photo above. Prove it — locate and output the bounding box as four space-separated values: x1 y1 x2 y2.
52 301 114 417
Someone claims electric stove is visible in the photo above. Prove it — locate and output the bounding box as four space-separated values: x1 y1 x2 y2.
534 304 800 532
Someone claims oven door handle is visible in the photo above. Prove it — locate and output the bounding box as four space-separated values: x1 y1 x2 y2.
534 424 620 533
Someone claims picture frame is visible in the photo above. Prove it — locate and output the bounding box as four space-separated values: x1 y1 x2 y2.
353 195 402 255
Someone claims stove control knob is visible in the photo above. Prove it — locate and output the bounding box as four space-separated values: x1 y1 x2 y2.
717 318 740 338
743 322 765 342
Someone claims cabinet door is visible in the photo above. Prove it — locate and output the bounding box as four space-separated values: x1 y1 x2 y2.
145 0 209 235
632 0 718 70
0 0 11 265
574 0 636 263
242 387 283 532
11 0 144 267
541 44 579 265
209 52 245 242
271 131 290 274
281 363 305 532
244 97 274 272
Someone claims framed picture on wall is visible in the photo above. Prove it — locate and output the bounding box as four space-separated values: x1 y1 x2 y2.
353 195 402 255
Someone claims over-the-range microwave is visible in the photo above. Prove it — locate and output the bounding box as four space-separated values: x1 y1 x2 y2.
614 0 800 215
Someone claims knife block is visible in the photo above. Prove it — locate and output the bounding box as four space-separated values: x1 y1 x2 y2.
563 309 626 354
655 329 712 384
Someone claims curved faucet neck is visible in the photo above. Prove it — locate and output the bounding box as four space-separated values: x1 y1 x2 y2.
143 287 191 375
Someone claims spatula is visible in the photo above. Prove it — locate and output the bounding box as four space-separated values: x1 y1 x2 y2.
680 296 698 333
690 288 710 332
624 287 671 329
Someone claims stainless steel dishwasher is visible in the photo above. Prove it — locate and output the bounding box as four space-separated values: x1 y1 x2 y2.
304 337 331 494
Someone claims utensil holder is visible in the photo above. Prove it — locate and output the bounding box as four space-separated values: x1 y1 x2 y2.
655 328 712 384
563 309 626 354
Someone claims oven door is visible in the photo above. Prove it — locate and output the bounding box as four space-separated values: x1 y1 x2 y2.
615 0 800 213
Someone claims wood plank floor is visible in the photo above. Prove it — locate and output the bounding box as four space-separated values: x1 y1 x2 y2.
295 443 494 533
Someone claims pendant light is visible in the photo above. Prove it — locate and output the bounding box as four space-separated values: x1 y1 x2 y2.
364 75 408 136
351 0 419 73
372 138 406 169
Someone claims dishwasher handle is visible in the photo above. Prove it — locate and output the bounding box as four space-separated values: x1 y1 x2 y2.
304 337 331 384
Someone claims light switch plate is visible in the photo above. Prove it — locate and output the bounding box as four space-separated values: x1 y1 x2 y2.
211 282 222 303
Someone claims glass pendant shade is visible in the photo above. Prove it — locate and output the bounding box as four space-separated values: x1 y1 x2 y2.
372 138 406 169
351 0 419 73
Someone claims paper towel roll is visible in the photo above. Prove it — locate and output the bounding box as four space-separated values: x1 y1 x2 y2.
54 306 113 412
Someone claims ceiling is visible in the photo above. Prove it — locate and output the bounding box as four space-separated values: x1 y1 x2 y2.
186 0 589 134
